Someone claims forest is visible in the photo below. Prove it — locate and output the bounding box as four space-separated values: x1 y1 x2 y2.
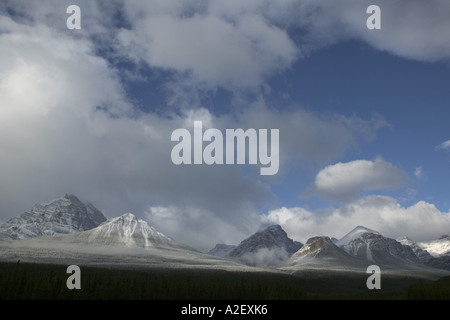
0 261 449 300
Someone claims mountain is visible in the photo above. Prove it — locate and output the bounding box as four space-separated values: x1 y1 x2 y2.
229 225 302 258
289 226 434 272
0 194 106 240
0 212 258 271
290 236 357 266
335 226 421 267
397 236 450 270
418 235 450 257
342 232 420 267
335 225 380 247
53 213 192 250
226 225 303 267
397 236 434 264
208 244 237 257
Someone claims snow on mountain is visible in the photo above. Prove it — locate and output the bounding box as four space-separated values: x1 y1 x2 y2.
208 244 237 257
398 236 450 271
55 212 192 250
290 236 359 268
288 228 428 271
229 225 302 258
397 236 434 263
342 232 419 266
0 194 106 240
227 225 303 267
418 235 450 257
334 225 422 267
335 225 380 247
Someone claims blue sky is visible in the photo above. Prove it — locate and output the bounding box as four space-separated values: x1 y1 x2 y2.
268 39 450 210
0 0 449 250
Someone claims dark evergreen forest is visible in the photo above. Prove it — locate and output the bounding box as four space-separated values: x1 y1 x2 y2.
1 261 449 300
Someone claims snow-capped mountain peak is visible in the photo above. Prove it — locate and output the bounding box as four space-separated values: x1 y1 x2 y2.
291 236 334 259
290 236 357 267
214 224 303 267
335 225 380 247
85 212 178 248
397 236 434 264
228 224 302 258
0 194 106 240
418 236 450 257
342 232 419 265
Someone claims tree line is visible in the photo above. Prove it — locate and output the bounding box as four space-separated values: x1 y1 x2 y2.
1 261 449 300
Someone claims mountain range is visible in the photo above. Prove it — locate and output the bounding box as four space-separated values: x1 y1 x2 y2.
49 212 192 250
1 194 450 275
210 225 450 272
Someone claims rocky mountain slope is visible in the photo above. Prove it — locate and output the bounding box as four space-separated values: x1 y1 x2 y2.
335 225 380 246
207 244 237 257
288 226 440 272
54 212 192 250
207 225 302 267
0 194 106 240
398 236 450 271
290 236 359 267
342 232 419 267
228 225 302 258
418 235 450 257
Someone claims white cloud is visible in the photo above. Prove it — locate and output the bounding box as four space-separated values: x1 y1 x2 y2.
437 140 450 151
116 2 298 91
414 166 423 178
234 103 389 173
146 205 260 252
355 0 450 62
0 12 386 228
264 195 450 243
288 0 450 63
0 8 390 247
234 248 291 268
306 157 408 201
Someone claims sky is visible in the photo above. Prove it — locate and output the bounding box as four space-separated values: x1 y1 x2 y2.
0 0 449 252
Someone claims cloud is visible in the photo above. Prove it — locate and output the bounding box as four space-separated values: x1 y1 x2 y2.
306 157 408 202
437 140 450 151
114 0 450 99
0 13 386 247
234 248 291 268
354 0 450 62
264 195 450 243
228 102 389 174
0 2 390 250
414 166 423 178
4 0 449 98
0 8 275 224
116 1 299 92
140 105 386 250
145 205 261 253
286 0 450 63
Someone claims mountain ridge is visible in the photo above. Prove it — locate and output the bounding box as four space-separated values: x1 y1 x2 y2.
228 224 303 258
291 236 358 267
0 194 106 240
1 194 450 274
53 212 195 250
